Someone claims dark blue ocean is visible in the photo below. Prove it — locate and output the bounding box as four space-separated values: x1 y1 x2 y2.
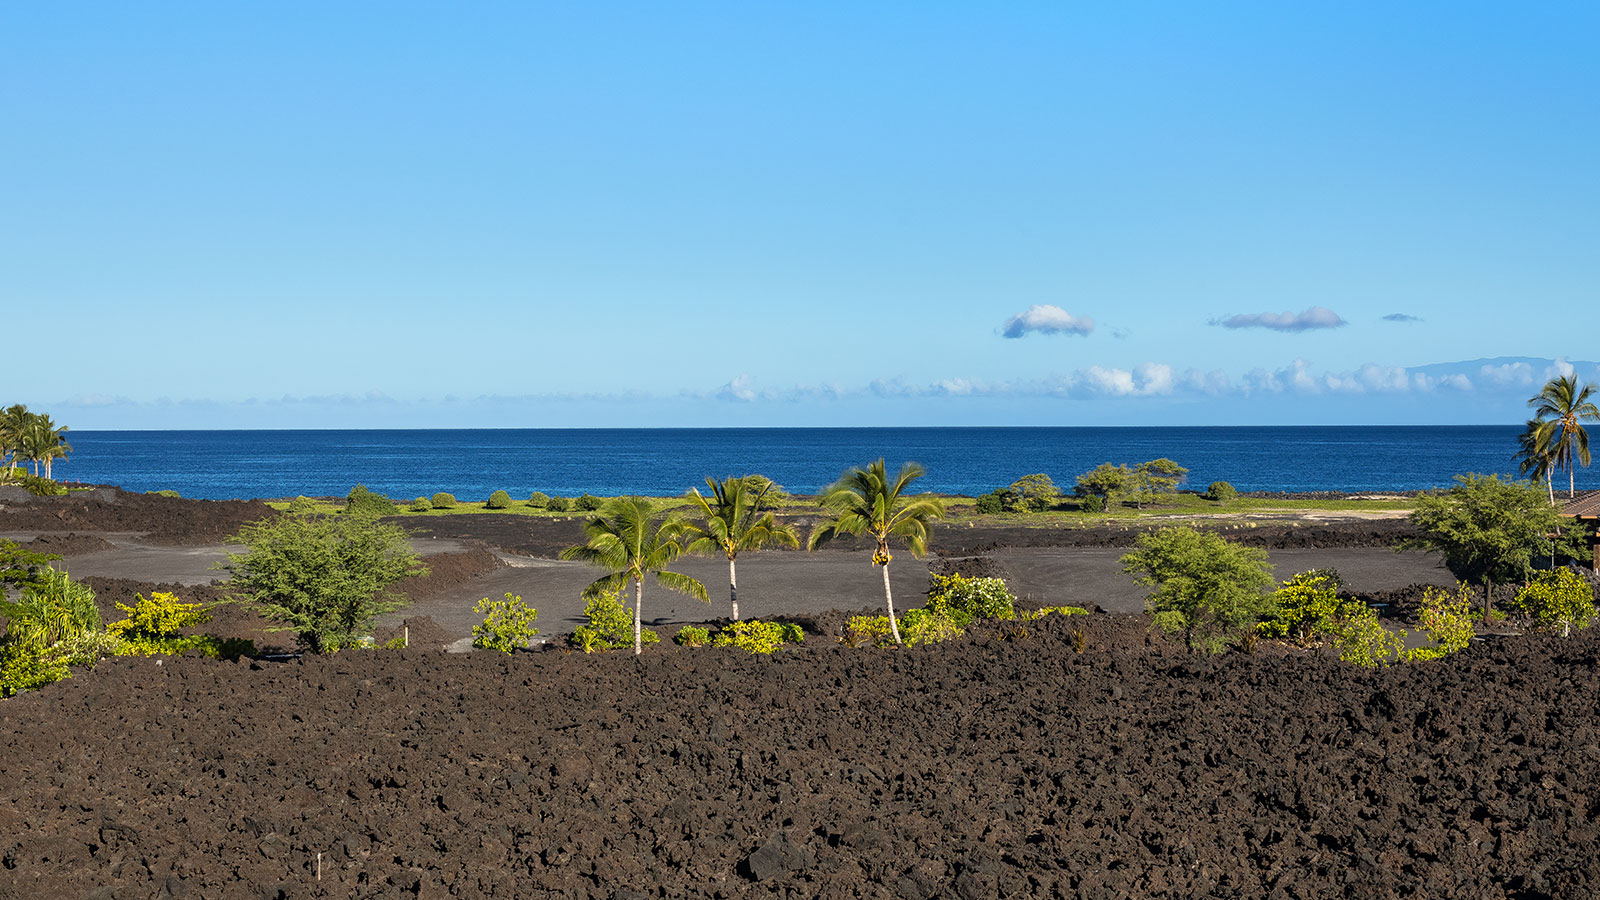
48 426 1578 502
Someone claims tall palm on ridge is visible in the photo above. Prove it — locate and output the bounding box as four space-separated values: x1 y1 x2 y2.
808 459 945 645
1512 418 1557 503
21 412 71 481
681 475 799 621
0 405 31 478
560 497 708 654
1530 374 1600 499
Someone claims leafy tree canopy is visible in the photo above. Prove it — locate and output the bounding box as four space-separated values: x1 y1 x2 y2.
1121 525 1274 653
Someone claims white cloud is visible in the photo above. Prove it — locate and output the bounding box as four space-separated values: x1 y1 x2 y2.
1001 305 1094 338
1479 362 1535 387
1212 306 1347 332
716 373 758 402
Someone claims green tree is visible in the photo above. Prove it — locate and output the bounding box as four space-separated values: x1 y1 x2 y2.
17 412 70 480
1121 525 1275 653
1001 473 1061 512
0 405 31 478
1510 569 1597 637
1512 417 1558 503
560 498 708 655
680 475 799 620
222 510 426 653
1529 374 1599 499
1403 473 1587 623
1130 458 1188 508
0 539 59 595
1075 462 1133 508
808 459 945 645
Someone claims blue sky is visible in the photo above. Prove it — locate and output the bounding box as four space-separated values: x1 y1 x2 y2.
3 2 1597 428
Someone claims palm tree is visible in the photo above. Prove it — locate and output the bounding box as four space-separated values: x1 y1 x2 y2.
0 405 31 478
680 475 799 620
19 413 71 481
1530 374 1600 499
808 459 945 645
560 497 708 654
1513 418 1557 503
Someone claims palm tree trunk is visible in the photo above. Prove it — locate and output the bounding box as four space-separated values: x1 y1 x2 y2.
634 576 644 655
881 561 902 645
729 557 739 621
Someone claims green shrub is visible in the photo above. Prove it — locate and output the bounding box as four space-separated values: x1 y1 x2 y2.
1078 495 1105 513
0 570 113 696
569 587 656 652
1121 525 1275 653
409 497 431 512
286 496 319 515
431 492 457 509
486 490 512 510
148 489 182 498
1404 585 1475 660
1205 481 1238 502
841 615 894 648
899 607 963 646
1329 601 1404 667
974 492 1003 515
528 491 551 508
223 511 426 654
711 619 791 654
1016 605 1088 620
574 494 603 511
779 622 805 644
345 484 399 517
546 496 571 512
471 593 540 652
674 625 711 647
1258 569 1343 646
928 573 1016 626
1511 569 1597 636
4 472 67 496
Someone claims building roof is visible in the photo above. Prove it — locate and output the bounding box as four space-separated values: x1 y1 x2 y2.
1559 490 1600 518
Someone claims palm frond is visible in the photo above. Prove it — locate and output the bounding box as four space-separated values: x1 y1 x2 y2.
654 569 709 602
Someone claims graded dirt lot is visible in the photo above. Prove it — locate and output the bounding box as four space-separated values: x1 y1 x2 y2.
2 616 1598 899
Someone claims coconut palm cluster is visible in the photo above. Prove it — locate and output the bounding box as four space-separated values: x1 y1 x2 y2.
0 405 72 482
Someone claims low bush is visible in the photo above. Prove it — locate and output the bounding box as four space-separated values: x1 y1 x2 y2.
431 492 457 509
574 494 603 511
409 497 431 512
1510 568 1597 636
570 588 656 653
674 625 711 647
345 484 399 517
1258 569 1343 646
286 496 319 515
546 496 571 512
1205 481 1238 502
1404 585 1475 660
2 472 67 496
485 490 513 510
928 573 1016 626
1078 495 1105 513
974 492 1003 514
527 491 550 508
711 619 793 654
780 622 804 644
899 607 963 646
471 593 540 652
1329 601 1404 667
0 570 116 696
149 489 182 498
841 615 894 648
1016 606 1088 620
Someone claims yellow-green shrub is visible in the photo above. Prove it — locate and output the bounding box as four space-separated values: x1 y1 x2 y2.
1258 569 1342 646
928 574 1016 626
1405 585 1474 660
471 592 540 652
900 607 963 646
711 619 790 654
674 625 711 647
570 587 656 652
1330 601 1404 668
841 615 894 647
1016 606 1088 621
1510 569 1597 637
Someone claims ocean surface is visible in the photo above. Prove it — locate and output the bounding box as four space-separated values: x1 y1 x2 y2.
47 426 1580 502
